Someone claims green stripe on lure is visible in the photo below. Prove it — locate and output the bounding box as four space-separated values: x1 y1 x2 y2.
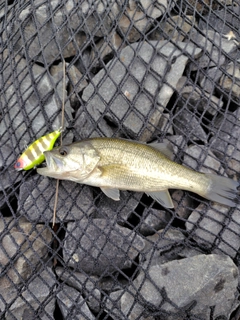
14 129 62 171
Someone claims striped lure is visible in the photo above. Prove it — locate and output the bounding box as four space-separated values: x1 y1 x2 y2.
14 129 61 171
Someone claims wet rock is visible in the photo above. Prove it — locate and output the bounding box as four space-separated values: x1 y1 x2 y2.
121 254 238 319
187 203 240 258
210 108 240 176
63 219 145 275
219 62 240 102
149 15 195 42
19 175 95 222
96 191 142 224
6 267 56 320
57 284 95 320
0 50 73 151
83 41 201 141
173 108 208 143
139 208 171 236
183 145 226 175
56 268 101 313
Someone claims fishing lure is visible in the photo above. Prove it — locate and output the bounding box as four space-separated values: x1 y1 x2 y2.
14 129 62 171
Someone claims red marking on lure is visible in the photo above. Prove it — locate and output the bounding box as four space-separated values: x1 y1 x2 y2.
14 129 62 171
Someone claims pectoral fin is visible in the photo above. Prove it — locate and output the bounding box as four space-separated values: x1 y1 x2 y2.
101 187 120 201
147 190 174 208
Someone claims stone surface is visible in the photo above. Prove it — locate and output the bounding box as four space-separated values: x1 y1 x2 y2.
121 254 239 319
57 284 95 320
56 267 101 313
63 219 145 275
172 190 194 219
219 62 240 102
139 208 171 236
18 175 95 222
82 41 201 141
67 63 88 107
6 267 56 320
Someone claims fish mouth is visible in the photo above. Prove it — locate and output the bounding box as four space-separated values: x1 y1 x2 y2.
37 151 64 176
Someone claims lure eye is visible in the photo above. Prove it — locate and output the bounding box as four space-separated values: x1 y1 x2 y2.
15 162 21 167
59 147 68 156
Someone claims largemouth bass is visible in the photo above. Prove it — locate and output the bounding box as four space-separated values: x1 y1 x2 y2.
37 137 239 208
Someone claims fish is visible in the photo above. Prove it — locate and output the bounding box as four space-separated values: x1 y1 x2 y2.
14 129 62 171
37 137 239 208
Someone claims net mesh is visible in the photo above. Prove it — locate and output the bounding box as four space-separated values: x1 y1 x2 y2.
1 0 240 319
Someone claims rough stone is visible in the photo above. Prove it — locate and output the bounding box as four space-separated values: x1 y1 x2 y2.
63 219 145 275
57 284 95 320
173 108 208 142
82 41 201 141
219 62 240 102
172 190 194 219
139 208 171 236
198 66 223 94
121 254 239 319
56 268 101 313
67 64 88 107
19 175 95 222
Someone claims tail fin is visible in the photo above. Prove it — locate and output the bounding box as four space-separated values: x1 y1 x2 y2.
204 173 239 207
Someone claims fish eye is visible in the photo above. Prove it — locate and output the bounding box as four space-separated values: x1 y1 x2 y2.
59 147 68 156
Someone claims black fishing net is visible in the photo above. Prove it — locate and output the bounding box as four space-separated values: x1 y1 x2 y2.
1 0 240 319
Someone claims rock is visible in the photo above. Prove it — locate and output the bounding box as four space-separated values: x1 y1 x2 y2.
139 208 171 236
0 217 52 287
0 50 73 152
219 62 240 102
173 108 208 143
157 113 174 135
57 284 95 320
8 0 115 64
19 175 95 222
183 145 226 175
82 40 201 141
198 66 223 94
121 254 238 319
176 76 223 116
56 268 101 313
210 108 240 176
172 190 194 219
95 191 142 224
6 267 56 320
67 64 88 108
188 30 238 70
187 203 240 258
149 15 195 42
63 219 145 275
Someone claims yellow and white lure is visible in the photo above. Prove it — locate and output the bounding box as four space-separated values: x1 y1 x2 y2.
14 129 62 171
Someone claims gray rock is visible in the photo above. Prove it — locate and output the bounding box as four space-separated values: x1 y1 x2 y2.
6 267 56 320
157 113 174 135
183 145 226 175
95 191 142 224
0 218 52 286
57 284 95 320
210 108 240 177
188 30 238 70
172 190 194 219
219 62 240 102
176 76 224 116
198 66 223 94
103 290 126 320
139 208 171 236
8 0 114 64
19 175 95 222
56 268 101 313
173 108 208 143
0 50 72 152
82 40 201 141
121 254 238 319
67 64 88 107
63 219 145 275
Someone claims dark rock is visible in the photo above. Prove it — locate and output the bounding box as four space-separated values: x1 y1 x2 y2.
19 175 95 222
139 208 171 236
67 63 88 107
56 268 101 313
57 284 95 320
219 62 240 102
172 190 194 219
6 267 56 320
121 254 239 319
63 219 145 275
198 66 223 94
173 108 208 143
82 41 201 141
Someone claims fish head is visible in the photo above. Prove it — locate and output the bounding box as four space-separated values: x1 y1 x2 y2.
37 141 100 181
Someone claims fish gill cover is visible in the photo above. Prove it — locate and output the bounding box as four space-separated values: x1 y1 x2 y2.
0 0 240 319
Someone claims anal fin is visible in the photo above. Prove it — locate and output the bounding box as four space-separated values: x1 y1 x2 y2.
147 190 174 208
101 187 120 201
